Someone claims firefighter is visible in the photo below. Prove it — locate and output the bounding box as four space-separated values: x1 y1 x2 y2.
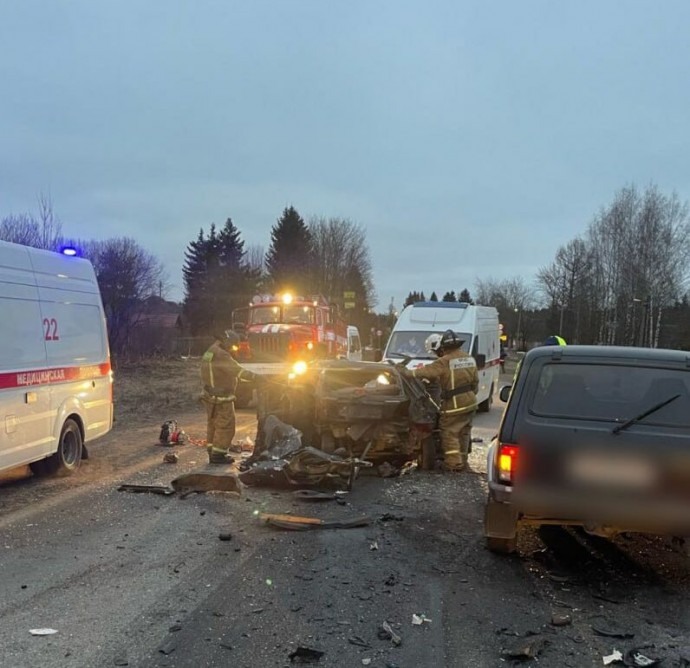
400 329 478 472
200 331 262 464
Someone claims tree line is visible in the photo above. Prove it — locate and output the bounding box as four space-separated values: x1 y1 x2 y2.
0 199 375 355
2 182 689 355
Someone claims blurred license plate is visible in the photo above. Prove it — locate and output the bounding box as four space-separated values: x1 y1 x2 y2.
565 452 657 489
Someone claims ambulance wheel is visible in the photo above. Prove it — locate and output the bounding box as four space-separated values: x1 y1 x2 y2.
478 383 494 413
38 419 83 476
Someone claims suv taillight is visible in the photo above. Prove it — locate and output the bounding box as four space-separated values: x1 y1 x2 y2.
497 444 519 484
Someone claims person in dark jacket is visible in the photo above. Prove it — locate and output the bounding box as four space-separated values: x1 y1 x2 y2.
200 331 261 464
400 329 478 472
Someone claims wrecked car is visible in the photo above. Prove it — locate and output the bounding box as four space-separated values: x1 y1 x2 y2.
254 359 440 470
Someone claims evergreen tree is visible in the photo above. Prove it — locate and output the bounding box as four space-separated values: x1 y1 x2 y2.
265 206 314 294
182 218 255 336
404 290 423 307
442 291 457 302
182 229 209 334
459 288 474 304
430 291 438 301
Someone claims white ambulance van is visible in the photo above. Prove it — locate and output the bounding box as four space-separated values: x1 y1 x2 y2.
346 326 363 362
0 241 113 476
382 301 501 411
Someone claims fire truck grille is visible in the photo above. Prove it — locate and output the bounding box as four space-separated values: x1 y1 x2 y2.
247 332 291 362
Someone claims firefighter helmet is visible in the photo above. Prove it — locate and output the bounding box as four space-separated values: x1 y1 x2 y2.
440 329 464 350
217 330 240 348
425 333 443 356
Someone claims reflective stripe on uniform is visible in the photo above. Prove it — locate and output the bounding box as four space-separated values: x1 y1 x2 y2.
444 449 460 455
202 350 216 389
450 364 456 411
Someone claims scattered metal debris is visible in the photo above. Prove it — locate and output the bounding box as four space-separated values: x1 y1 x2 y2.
380 621 402 646
625 649 661 667
171 473 242 498
591 617 635 639
163 452 178 464
501 636 547 660
551 613 572 627
602 649 623 665
117 484 175 496
29 628 58 636
348 636 371 648
259 513 370 531
291 490 341 501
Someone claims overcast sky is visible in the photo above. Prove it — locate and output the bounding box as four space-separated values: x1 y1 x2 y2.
2 1 689 311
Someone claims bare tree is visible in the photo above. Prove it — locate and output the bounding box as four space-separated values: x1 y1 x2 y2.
0 213 42 246
309 216 376 309
36 193 63 249
82 237 167 356
246 244 265 274
474 276 538 347
0 193 64 250
583 184 690 346
537 238 593 343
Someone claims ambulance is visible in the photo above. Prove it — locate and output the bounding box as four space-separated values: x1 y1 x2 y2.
0 241 113 476
382 301 501 411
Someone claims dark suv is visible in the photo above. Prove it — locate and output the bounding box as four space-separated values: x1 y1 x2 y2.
484 345 690 554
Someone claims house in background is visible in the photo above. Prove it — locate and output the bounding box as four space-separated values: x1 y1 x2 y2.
129 296 183 355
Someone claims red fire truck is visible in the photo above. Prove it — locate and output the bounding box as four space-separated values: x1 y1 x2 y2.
231 293 358 407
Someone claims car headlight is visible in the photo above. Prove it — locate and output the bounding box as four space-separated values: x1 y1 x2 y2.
292 360 308 376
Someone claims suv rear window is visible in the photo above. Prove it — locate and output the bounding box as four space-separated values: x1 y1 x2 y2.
529 363 690 427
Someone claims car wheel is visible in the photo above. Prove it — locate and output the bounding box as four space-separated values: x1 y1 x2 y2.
478 383 494 413
34 419 83 477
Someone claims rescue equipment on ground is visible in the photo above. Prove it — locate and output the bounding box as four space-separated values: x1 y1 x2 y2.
158 419 188 445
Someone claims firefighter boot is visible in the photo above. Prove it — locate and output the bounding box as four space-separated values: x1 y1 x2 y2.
207 445 235 465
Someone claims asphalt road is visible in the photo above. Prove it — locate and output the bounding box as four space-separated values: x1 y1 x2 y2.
1 385 689 667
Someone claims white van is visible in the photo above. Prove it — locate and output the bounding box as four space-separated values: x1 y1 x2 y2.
346 325 363 362
0 241 113 476
382 301 501 411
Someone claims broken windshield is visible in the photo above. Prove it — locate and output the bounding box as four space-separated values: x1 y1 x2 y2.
385 331 470 359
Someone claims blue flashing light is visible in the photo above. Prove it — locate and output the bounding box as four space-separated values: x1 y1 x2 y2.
61 246 78 256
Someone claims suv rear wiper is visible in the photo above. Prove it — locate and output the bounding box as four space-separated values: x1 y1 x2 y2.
612 394 680 434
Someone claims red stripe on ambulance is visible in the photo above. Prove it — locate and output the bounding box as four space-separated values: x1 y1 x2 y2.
0 362 111 390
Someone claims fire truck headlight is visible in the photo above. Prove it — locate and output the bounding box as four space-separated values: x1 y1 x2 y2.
292 360 308 376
